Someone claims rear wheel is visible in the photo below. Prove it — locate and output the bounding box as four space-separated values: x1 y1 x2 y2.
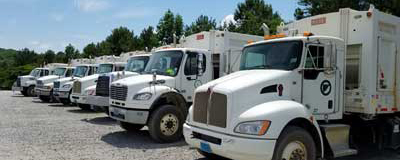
39 95 50 102
60 99 71 105
27 86 35 97
78 104 91 111
119 121 144 131
21 90 28 96
272 126 316 160
148 105 184 143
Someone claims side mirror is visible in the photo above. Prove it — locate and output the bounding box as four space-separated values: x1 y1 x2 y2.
197 54 204 76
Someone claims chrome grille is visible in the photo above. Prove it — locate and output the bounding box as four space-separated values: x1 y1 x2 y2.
36 80 44 88
16 78 21 87
96 76 110 97
72 81 81 94
54 81 60 89
193 92 227 128
110 85 127 101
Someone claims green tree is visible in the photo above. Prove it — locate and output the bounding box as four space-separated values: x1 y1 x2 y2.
55 51 66 63
15 48 37 66
139 26 159 51
83 43 98 58
96 41 113 55
185 15 217 36
65 44 80 63
43 50 55 63
156 10 184 45
233 0 283 35
105 26 136 55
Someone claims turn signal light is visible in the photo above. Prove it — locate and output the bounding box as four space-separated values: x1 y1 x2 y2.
303 32 314 37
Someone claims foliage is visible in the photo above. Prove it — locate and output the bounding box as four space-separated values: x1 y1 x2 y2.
156 10 184 45
184 15 217 36
43 50 56 63
231 0 283 35
82 43 98 58
105 26 137 56
65 44 80 63
138 26 159 51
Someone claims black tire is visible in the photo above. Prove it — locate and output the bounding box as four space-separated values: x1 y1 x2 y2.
148 105 185 143
60 99 71 105
197 149 229 160
39 95 50 102
27 86 35 97
272 126 316 160
21 90 28 96
119 121 144 131
78 104 92 111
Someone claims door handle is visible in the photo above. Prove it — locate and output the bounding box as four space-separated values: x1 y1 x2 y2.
186 77 195 81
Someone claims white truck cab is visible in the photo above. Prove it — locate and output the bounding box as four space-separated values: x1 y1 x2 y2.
35 67 75 102
184 6 400 160
70 62 126 110
13 63 68 97
53 64 98 105
87 53 151 113
108 30 262 143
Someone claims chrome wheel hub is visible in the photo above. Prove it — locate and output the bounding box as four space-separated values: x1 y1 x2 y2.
160 113 179 136
281 141 307 160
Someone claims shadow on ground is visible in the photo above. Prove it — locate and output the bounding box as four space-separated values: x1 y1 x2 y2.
48 104 74 107
67 109 99 114
81 116 116 126
101 130 187 150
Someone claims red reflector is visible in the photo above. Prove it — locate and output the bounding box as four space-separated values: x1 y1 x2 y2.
196 34 204 40
392 108 398 111
277 84 283 96
381 108 388 111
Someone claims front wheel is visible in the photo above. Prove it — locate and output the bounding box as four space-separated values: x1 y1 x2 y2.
197 150 229 160
148 105 184 143
78 104 91 111
27 86 35 97
272 126 316 160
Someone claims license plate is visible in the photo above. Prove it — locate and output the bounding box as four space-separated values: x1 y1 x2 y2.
111 108 126 119
200 142 212 153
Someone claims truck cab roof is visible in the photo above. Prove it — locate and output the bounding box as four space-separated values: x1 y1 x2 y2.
245 35 344 47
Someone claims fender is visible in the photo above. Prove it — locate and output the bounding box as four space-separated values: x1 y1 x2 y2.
140 86 187 116
238 100 325 158
26 80 36 87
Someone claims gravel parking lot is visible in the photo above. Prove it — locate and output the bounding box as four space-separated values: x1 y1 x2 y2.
0 91 399 160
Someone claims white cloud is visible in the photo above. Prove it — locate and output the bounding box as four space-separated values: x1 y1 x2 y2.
220 14 236 27
29 41 53 52
114 9 155 19
71 34 90 40
51 14 64 22
75 0 110 12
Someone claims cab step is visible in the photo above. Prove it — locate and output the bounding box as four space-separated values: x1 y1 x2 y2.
320 124 358 158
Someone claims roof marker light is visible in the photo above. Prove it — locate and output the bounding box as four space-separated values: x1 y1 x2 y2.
303 32 314 37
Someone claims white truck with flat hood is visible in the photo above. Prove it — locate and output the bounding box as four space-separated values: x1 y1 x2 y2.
184 6 400 160
36 66 75 102
70 61 126 110
53 64 98 105
88 52 151 113
108 30 263 143
12 63 67 96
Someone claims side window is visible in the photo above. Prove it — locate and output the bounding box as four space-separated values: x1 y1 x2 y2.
44 70 49 76
40 70 45 77
244 52 265 68
184 52 206 75
66 69 74 77
116 66 125 71
304 45 324 80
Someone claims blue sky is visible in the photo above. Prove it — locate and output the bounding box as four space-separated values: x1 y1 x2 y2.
0 0 298 53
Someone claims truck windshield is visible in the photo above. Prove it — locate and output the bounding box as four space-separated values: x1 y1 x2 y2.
53 68 66 76
73 66 88 77
144 51 183 77
240 41 303 71
30 69 40 77
125 56 150 73
97 64 113 74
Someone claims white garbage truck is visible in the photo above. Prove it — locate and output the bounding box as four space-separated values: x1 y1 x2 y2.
108 30 263 143
70 59 127 110
35 66 75 102
87 52 151 113
184 6 400 160
53 64 98 105
12 63 67 96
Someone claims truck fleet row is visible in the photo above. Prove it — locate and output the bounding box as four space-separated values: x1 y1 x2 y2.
12 6 400 160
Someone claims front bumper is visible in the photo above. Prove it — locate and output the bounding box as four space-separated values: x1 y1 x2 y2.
35 88 52 96
12 86 22 92
87 95 109 107
53 90 70 99
70 94 89 105
108 105 149 125
183 123 276 160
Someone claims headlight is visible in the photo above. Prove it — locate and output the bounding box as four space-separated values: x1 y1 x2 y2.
133 92 152 100
234 120 271 135
62 84 72 89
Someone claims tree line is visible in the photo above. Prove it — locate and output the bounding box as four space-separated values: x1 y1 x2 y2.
1 0 398 89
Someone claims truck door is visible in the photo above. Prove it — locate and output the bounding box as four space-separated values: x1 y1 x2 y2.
180 51 208 102
302 43 338 114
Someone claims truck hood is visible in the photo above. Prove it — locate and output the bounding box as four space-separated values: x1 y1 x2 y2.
37 75 62 84
78 74 99 83
104 71 139 82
